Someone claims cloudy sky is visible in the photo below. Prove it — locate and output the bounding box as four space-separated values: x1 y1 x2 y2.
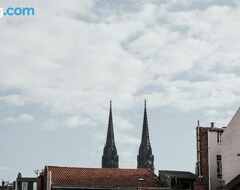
1 0 240 181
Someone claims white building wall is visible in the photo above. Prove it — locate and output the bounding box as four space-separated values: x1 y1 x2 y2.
222 108 240 184
208 130 222 190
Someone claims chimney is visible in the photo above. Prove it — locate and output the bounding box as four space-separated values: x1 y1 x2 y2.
210 122 215 128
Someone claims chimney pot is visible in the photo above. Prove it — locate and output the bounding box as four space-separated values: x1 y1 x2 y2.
211 122 215 128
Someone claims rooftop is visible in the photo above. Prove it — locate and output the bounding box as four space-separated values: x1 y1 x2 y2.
45 166 168 188
159 170 197 179
226 173 240 190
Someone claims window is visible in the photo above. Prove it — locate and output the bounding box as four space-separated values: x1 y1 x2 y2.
33 182 37 190
217 132 222 143
22 182 28 190
217 155 222 179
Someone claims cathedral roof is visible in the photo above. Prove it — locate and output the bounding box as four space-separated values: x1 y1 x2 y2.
45 166 167 188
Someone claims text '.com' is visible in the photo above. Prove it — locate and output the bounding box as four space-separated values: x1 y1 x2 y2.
0 7 35 17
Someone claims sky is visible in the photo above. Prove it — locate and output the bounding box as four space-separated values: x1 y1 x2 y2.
1 0 240 182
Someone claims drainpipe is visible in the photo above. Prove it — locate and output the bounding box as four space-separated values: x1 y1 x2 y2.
47 171 52 190
197 120 201 177
208 130 211 190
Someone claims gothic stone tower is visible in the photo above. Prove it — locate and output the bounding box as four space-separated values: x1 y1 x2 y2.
137 100 154 172
102 101 119 168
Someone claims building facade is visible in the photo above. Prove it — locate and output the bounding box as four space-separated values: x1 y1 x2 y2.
15 173 37 190
0 180 13 190
221 108 240 186
195 121 225 190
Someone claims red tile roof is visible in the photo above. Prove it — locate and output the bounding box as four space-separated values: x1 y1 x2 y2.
45 166 167 188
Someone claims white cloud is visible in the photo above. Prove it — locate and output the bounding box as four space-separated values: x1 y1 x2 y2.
117 133 139 145
0 94 25 106
114 115 134 131
0 166 17 172
66 116 94 128
119 149 136 167
1 1 240 116
204 109 219 117
3 113 34 123
42 119 58 131
19 113 34 122
0 2 239 159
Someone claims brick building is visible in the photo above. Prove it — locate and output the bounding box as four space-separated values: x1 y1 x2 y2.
195 121 225 190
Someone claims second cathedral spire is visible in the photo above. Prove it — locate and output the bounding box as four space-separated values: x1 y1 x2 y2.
137 100 154 171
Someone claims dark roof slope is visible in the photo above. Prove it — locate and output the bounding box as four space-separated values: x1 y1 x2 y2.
17 177 37 182
46 166 168 188
226 174 240 190
159 170 197 179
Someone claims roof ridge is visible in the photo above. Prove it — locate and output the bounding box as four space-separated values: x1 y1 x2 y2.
47 165 153 171
159 170 194 172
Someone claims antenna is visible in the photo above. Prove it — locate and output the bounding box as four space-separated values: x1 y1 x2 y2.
33 169 39 176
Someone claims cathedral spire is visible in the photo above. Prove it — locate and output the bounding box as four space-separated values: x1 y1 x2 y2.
137 100 154 171
106 100 115 146
142 99 150 146
102 100 119 168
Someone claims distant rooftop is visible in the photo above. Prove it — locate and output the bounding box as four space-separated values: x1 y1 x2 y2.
159 170 197 179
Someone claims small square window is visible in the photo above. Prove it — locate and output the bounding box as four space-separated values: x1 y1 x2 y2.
217 132 222 143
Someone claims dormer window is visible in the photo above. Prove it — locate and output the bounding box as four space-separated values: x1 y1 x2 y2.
138 178 144 181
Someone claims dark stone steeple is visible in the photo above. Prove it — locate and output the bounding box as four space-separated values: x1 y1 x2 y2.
102 100 119 168
137 100 154 171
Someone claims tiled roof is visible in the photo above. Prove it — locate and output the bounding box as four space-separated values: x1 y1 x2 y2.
159 170 197 179
46 166 167 188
